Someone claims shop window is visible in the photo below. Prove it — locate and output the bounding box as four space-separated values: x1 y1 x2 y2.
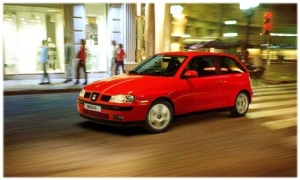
86 16 99 72
3 12 18 74
3 7 63 75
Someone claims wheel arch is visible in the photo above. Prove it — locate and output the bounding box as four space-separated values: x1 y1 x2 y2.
238 89 252 103
149 96 175 115
144 96 175 133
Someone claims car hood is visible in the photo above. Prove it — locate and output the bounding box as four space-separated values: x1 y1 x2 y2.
85 74 175 95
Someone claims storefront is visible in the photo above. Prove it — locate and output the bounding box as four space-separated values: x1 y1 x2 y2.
3 5 64 77
84 4 108 73
3 4 110 80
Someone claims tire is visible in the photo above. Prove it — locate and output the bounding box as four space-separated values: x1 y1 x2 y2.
230 92 249 117
144 99 173 133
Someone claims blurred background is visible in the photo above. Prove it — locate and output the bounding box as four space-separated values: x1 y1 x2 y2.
3 2 297 177
3 3 297 80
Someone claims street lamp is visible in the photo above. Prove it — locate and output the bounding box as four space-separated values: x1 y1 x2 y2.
240 3 259 63
170 5 187 51
240 2 259 45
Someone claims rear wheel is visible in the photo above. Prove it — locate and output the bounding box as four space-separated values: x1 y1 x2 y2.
144 99 173 133
230 92 249 117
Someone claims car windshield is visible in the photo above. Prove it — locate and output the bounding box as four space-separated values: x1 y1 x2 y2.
129 55 187 76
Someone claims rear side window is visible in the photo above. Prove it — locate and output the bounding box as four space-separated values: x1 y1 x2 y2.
216 56 246 74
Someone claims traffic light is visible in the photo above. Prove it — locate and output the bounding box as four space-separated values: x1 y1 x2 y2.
263 12 272 35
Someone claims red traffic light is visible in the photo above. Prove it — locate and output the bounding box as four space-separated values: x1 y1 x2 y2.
264 23 271 31
264 12 272 19
263 12 272 35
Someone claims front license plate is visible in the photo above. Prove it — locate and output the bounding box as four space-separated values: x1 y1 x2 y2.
84 103 101 112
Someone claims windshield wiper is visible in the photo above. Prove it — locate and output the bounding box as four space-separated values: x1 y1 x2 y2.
128 70 139 74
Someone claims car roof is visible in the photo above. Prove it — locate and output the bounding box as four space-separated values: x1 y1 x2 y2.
156 51 237 58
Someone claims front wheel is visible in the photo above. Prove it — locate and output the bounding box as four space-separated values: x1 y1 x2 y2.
144 99 173 133
230 92 249 117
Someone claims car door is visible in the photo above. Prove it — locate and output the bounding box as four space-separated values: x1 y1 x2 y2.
175 56 222 114
215 55 249 108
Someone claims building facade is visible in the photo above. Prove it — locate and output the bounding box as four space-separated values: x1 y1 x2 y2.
3 3 297 80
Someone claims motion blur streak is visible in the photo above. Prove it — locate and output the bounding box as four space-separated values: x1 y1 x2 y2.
4 83 296 177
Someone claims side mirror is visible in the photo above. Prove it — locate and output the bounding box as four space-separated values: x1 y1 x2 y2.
182 70 198 78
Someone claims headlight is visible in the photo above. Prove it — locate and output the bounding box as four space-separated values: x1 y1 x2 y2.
79 89 86 97
109 95 135 103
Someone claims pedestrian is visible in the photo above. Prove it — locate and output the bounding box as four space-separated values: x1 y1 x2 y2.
115 43 126 75
39 40 51 85
64 37 73 83
74 39 87 85
109 40 117 76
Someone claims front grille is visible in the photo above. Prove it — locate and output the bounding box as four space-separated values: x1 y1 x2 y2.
77 99 133 111
82 109 109 120
101 95 111 101
84 92 91 98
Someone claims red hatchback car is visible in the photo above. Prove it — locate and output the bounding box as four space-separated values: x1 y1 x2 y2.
77 52 253 133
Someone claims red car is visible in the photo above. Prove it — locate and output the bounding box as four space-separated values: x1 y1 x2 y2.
77 52 253 133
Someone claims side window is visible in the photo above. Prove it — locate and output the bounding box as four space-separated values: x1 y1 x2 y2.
218 56 246 74
184 56 216 77
200 56 216 76
185 57 201 71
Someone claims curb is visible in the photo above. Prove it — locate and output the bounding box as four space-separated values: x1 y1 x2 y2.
4 88 81 96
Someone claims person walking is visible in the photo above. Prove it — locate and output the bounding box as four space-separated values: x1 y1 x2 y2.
115 43 126 75
64 37 73 83
109 40 117 76
74 39 87 85
39 40 51 85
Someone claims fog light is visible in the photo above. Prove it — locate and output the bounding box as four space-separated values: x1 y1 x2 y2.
113 115 124 121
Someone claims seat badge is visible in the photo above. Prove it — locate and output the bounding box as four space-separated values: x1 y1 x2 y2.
92 94 97 100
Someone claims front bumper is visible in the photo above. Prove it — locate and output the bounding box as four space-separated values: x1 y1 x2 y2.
77 99 149 124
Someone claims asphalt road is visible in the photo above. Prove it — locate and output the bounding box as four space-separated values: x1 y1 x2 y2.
3 84 297 177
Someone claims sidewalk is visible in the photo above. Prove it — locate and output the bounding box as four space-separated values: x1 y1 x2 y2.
3 63 297 96
3 78 101 95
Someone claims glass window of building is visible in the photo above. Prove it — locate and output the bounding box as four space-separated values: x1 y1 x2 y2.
3 5 63 75
85 16 99 73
